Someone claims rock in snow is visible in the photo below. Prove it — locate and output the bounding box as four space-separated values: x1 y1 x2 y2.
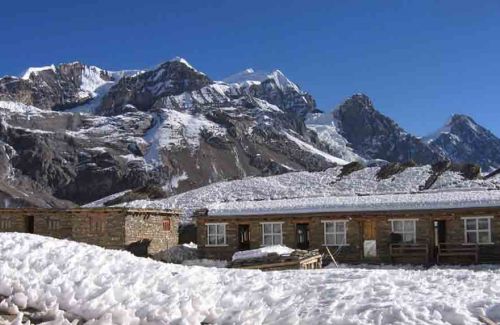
1 233 500 324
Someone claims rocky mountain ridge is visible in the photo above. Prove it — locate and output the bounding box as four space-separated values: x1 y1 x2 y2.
424 114 500 172
308 94 500 171
0 58 498 208
0 58 345 207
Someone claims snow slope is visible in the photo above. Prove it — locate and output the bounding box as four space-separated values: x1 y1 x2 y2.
207 190 500 216
1 233 500 324
306 112 363 162
109 164 500 222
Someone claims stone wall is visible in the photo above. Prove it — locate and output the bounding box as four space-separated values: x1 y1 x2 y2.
197 208 500 263
0 208 181 255
34 213 72 239
71 210 126 249
125 212 179 256
0 214 28 233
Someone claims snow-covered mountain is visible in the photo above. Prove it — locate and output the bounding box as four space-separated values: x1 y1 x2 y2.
330 94 444 165
0 58 348 207
0 58 499 208
424 114 500 172
305 112 364 163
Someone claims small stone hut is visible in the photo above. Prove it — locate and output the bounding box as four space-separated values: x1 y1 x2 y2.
0 208 179 256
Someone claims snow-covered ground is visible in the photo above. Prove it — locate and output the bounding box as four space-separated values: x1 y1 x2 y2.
1 233 500 324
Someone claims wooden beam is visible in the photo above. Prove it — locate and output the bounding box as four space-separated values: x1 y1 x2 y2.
478 315 498 325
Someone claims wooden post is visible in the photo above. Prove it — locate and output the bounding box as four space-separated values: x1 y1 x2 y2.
325 246 338 268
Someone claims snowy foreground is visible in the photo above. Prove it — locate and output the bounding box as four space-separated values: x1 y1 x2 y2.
1 234 500 324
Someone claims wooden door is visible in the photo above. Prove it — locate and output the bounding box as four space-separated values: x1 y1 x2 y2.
362 220 377 258
363 220 376 240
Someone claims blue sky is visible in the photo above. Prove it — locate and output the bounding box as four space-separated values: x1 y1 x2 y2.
1 0 499 136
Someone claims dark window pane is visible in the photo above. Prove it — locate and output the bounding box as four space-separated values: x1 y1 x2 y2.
466 231 477 243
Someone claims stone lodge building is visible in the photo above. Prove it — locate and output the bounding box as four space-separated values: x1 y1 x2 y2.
0 207 179 256
195 190 500 264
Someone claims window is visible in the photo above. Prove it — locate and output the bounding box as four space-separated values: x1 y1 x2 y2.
163 219 171 231
207 223 226 246
391 219 416 243
89 216 105 234
323 221 348 246
261 222 283 246
463 217 492 244
0 217 12 230
48 218 60 230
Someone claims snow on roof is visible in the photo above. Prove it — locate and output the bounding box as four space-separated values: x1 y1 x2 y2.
206 190 500 217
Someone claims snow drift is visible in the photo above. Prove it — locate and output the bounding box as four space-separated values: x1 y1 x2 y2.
1 233 500 324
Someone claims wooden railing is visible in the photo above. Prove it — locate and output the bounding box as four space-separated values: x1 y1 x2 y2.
437 243 479 264
389 243 430 264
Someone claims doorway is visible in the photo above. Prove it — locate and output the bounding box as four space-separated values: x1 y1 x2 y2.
27 216 34 233
238 225 250 250
434 220 446 245
296 223 310 250
362 220 377 258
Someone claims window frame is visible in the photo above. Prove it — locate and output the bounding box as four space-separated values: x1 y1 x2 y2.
260 222 284 246
462 216 493 245
88 216 106 234
322 220 349 246
162 219 171 231
47 217 60 231
390 219 417 244
0 217 12 230
206 223 227 247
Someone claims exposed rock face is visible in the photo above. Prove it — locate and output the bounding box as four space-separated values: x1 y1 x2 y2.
98 59 212 115
0 101 159 205
0 60 346 207
425 114 500 172
332 94 443 165
1 58 499 208
0 62 113 111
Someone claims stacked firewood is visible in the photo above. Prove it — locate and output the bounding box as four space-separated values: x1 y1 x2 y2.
228 249 321 269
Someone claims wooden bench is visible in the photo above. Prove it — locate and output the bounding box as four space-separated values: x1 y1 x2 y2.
437 243 479 264
390 243 430 264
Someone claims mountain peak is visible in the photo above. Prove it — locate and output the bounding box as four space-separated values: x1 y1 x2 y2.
222 68 300 92
425 114 500 172
223 68 270 84
333 93 442 164
266 69 300 92
448 114 477 128
338 93 374 112
168 57 196 70
21 64 57 80
426 114 482 141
